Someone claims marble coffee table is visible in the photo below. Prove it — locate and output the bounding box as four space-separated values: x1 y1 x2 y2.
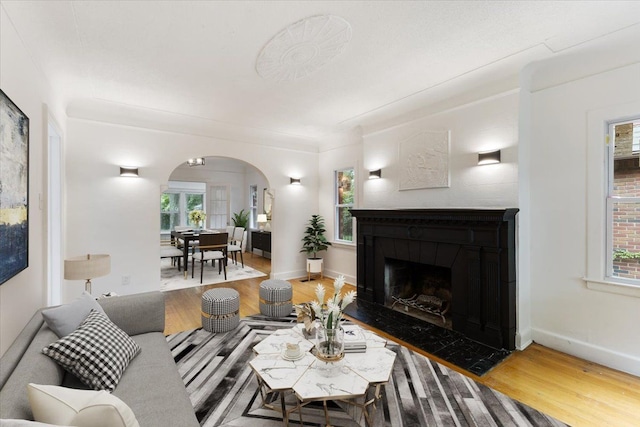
249 324 396 426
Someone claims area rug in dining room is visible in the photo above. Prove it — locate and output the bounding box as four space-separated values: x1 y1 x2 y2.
160 258 266 292
166 314 567 427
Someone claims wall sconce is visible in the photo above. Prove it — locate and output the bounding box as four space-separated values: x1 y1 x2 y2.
119 167 139 177
187 157 205 167
290 177 301 185
369 169 382 179
64 254 111 294
478 150 501 165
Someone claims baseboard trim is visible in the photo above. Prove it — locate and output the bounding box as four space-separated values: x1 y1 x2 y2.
515 328 533 351
532 327 640 377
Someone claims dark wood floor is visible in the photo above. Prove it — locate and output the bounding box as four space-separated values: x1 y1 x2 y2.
163 254 640 427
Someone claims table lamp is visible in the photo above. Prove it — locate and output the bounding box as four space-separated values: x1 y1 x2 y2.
64 254 111 294
257 214 268 231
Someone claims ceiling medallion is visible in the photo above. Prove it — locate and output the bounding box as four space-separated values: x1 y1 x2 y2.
256 15 352 82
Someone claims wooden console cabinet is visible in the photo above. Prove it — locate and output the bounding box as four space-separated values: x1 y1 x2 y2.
251 230 271 255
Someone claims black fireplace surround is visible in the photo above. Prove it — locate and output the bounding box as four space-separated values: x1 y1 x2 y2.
350 208 518 350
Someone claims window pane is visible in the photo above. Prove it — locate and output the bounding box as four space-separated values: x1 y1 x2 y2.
335 168 355 242
337 207 353 241
612 201 640 280
185 193 205 226
337 169 354 205
160 193 179 212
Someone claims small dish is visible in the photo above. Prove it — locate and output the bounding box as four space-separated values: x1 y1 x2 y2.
281 350 305 361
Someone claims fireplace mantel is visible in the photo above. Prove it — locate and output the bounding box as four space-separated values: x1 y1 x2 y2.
351 208 518 350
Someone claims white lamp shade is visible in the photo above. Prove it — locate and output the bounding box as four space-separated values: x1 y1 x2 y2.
257 214 268 223
64 254 111 281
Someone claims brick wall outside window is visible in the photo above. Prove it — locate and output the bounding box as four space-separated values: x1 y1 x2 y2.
612 158 640 279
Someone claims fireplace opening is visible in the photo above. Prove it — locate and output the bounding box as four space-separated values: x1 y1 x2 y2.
384 258 453 330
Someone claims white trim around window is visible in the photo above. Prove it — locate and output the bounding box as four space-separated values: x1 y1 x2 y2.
584 100 640 298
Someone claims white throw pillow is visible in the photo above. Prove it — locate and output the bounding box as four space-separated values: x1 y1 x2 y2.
0 420 68 427
27 384 139 427
41 292 107 337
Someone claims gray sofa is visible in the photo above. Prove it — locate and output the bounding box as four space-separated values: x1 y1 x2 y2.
0 292 199 427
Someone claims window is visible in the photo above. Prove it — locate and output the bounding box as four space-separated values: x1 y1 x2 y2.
249 184 258 229
208 185 229 229
160 181 206 232
160 193 180 231
607 118 640 283
335 168 355 242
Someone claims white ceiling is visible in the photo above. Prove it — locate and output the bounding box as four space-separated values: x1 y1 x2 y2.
2 1 640 148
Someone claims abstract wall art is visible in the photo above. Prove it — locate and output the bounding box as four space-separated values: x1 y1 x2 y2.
399 130 450 191
0 89 29 285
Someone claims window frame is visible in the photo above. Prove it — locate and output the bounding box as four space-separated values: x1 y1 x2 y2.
334 167 355 244
585 102 640 298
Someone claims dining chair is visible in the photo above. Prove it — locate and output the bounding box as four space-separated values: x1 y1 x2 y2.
192 232 228 283
227 227 245 268
174 225 198 255
160 239 183 271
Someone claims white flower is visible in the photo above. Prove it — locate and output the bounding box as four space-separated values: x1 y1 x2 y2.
315 283 326 304
340 290 356 309
333 275 345 294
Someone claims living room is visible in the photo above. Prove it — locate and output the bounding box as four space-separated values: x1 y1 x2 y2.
1 1 639 425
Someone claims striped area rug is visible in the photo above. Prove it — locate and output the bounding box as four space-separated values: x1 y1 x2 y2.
166 314 566 427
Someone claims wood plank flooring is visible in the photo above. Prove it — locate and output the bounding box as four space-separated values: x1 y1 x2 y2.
163 254 640 427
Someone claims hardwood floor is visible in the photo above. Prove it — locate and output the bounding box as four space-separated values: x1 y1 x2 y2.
163 255 640 427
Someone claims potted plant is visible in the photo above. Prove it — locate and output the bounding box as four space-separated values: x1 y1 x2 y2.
301 214 332 279
232 209 250 228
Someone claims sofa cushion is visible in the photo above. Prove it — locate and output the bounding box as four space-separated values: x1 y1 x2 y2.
41 292 106 338
0 324 65 420
42 310 140 392
27 383 139 427
110 332 199 427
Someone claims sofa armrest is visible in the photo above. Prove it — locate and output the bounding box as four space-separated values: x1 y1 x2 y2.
97 291 165 336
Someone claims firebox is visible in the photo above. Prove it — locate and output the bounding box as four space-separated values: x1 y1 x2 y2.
351 208 518 350
384 258 453 329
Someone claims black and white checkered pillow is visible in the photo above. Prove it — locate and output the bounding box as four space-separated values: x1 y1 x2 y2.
42 309 141 392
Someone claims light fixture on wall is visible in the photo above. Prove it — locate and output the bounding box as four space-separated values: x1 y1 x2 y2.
478 150 501 165
369 169 382 179
290 177 301 185
64 254 111 294
187 157 205 167
257 214 268 231
119 167 139 177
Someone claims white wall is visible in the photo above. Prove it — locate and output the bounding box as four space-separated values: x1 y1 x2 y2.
525 62 640 376
0 7 66 356
319 92 520 287
63 119 318 301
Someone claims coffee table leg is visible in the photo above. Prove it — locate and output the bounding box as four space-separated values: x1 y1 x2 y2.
280 392 288 427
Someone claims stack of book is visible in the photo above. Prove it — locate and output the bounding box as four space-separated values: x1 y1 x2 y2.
342 324 367 353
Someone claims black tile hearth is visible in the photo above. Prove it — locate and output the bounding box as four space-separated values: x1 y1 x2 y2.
343 299 511 376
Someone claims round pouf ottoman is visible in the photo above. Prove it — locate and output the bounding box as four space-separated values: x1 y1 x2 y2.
259 279 293 318
201 288 240 332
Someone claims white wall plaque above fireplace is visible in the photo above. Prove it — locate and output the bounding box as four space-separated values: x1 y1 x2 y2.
399 130 450 190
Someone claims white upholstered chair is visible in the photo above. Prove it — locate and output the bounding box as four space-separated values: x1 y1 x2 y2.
160 239 183 271
191 232 228 283
227 227 246 268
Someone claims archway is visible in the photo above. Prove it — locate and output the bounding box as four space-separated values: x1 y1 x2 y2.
159 156 272 291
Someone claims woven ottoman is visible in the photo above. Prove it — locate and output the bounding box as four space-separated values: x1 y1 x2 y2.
201 288 240 332
259 279 293 318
